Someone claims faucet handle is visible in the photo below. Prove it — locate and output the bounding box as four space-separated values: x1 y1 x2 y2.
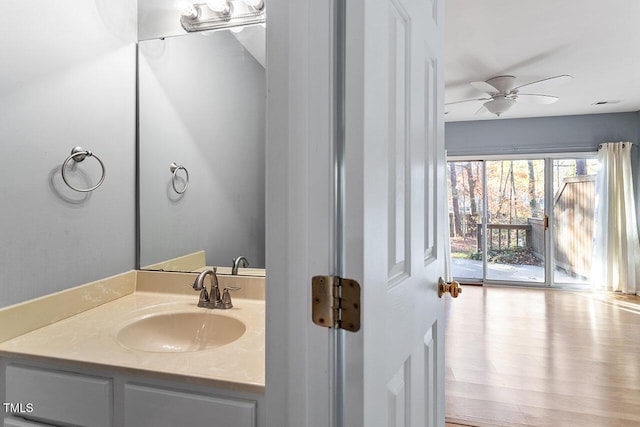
197 287 210 308
218 287 241 309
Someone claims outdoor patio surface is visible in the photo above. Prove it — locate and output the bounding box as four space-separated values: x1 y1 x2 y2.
452 258 589 285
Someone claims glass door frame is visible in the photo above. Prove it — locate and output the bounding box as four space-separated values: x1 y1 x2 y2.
548 153 599 289
448 151 597 288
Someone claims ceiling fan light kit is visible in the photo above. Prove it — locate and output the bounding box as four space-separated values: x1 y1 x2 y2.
483 96 516 116
446 74 573 117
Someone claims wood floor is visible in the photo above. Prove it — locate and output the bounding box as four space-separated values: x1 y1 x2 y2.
445 285 640 427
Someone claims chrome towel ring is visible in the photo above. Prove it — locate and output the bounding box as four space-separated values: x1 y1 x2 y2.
61 147 106 192
170 162 189 194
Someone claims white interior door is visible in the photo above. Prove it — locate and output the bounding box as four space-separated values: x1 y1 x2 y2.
343 0 446 426
265 0 445 425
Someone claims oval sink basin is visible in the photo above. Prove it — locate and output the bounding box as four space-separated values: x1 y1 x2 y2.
116 312 246 353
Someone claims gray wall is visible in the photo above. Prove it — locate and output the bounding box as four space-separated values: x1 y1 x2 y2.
138 0 186 41
0 0 137 307
445 112 639 156
138 32 266 269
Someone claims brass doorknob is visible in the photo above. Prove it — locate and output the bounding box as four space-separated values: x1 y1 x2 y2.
438 278 462 298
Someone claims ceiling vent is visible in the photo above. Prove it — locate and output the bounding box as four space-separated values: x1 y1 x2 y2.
592 100 620 106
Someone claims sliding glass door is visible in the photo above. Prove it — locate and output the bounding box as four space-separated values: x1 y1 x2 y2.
447 161 484 281
485 159 546 283
551 158 599 286
447 155 597 287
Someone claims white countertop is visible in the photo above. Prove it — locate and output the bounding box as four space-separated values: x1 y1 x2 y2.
0 271 265 394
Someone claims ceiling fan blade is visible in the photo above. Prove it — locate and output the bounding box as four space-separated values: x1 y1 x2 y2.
516 94 559 104
470 81 499 94
512 75 573 92
445 97 491 106
474 104 488 115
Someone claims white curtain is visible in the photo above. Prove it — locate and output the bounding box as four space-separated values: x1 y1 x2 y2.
591 142 640 295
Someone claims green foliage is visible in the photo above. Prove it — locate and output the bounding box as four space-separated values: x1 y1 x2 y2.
451 252 469 259
469 248 542 266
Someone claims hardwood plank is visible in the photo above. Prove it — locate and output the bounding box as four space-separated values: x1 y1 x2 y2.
446 396 531 426
445 285 640 427
447 380 640 423
448 367 640 406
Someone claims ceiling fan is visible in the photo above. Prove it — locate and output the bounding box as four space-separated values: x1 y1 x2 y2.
446 74 573 117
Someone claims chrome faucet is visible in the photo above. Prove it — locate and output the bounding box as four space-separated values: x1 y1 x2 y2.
192 267 240 309
192 268 221 308
231 256 249 275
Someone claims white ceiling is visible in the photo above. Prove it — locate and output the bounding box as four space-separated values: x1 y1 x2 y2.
445 0 640 122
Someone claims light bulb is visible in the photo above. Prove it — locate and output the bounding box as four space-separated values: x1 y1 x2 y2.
230 26 244 33
207 0 231 14
174 1 198 18
244 0 265 9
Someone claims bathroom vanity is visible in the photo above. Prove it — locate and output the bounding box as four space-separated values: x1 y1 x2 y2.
0 271 265 427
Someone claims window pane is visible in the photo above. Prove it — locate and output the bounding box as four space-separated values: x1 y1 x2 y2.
552 158 598 285
447 161 483 280
485 160 545 283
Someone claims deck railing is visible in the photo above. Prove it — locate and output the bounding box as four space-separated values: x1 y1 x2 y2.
476 223 532 252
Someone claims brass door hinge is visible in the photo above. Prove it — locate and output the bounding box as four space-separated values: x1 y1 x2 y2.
312 276 361 332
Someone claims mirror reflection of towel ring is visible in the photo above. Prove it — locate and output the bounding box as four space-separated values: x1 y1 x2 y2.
170 162 189 194
61 147 106 192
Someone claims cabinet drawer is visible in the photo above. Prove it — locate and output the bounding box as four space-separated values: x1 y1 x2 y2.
124 384 256 427
5 365 111 427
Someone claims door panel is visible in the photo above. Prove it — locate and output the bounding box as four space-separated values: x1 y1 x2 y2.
387 0 409 282
387 363 408 426
552 158 598 285
485 159 546 283
447 161 484 280
424 55 438 263
423 325 437 427
343 0 445 426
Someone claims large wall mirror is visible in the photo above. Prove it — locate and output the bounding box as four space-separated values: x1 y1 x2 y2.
138 28 266 274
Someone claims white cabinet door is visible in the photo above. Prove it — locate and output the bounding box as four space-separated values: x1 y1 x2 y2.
342 0 446 425
124 384 256 427
5 365 112 427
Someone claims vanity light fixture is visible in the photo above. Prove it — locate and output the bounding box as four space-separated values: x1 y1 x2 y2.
179 1 266 33
206 0 231 15
242 0 264 9
175 1 199 18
